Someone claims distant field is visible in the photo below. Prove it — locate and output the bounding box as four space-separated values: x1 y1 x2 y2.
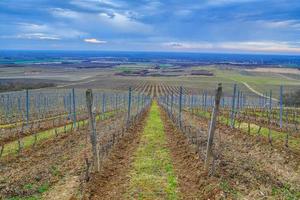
1 65 299 97
213 68 300 97
1 64 300 199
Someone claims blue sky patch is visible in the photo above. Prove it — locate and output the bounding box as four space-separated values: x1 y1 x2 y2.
0 0 299 54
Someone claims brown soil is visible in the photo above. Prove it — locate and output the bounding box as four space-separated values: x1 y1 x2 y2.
43 175 81 200
160 107 226 199
2 102 298 200
182 112 300 198
82 110 148 200
0 114 88 145
0 115 119 199
194 109 300 138
0 130 87 199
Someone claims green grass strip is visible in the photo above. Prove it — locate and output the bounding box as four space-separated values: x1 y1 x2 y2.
0 113 69 129
1 111 116 157
193 109 300 151
126 102 178 200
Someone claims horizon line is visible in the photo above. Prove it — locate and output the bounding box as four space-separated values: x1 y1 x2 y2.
1 49 300 57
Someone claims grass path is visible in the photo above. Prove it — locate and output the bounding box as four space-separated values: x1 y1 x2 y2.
242 81 279 101
126 101 179 199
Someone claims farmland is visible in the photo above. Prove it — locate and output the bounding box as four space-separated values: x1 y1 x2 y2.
2 0 300 197
0 69 300 199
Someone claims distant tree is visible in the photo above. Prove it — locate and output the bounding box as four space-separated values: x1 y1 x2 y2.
0 81 55 93
283 90 300 106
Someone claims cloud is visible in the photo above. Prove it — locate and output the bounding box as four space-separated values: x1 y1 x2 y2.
84 38 107 44
179 0 261 10
16 23 86 39
1 33 61 40
71 0 125 11
164 42 213 49
207 0 259 6
1 0 300 53
142 1 163 12
48 6 153 34
97 12 153 33
220 41 300 53
50 8 80 19
164 41 300 53
258 20 300 30
99 0 124 7
17 23 49 32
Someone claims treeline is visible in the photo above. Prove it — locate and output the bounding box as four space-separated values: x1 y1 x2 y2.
0 80 55 93
284 90 300 106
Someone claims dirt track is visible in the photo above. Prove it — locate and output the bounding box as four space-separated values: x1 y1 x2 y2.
83 110 148 200
83 104 226 199
160 107 225 199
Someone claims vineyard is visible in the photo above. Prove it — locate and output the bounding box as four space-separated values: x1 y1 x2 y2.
0 82 300 199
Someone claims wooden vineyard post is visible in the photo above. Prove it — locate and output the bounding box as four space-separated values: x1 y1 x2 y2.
127 87 132 126
171 92 174 117
0 144 4 158
230 84 237 128
293 110 298 132
191 94 194 115
204 91 207 112
115 93 118 113
235 90 240 127
68 93 72 124
137 93 140 115
102 93 106 120
26 89 29 127
17 123 24 154
86 89 100 172
236 90 240 111
141 94 144 113
166 94 169 114
0 129 4 157
33 122 40 147
279 85 283 129
53 119 58 137
205 83 222 172
268 90 273 145
179 86 183 128
285 111 289 147
72 88 77 129
239 91 243 109
17 96 21 112
221 97 225 108
247 109 251 134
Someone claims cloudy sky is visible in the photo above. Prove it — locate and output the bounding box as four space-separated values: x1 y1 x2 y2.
0 0 300 54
